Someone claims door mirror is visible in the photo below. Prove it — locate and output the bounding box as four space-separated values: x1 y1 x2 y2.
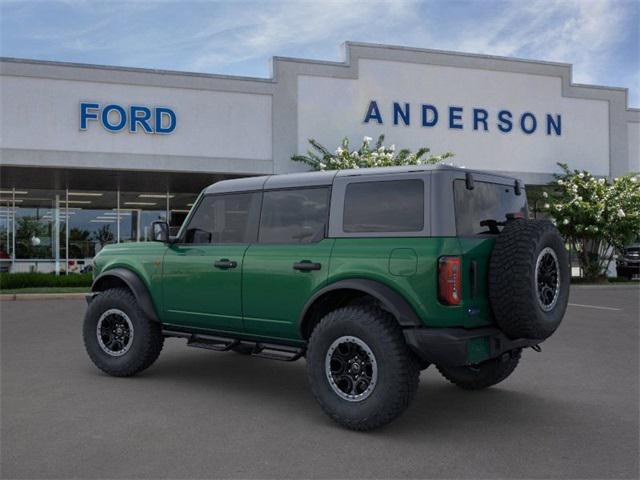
152 221 170 243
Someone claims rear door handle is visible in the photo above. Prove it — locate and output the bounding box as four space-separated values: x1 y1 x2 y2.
293 261 322 272
214 259 237 269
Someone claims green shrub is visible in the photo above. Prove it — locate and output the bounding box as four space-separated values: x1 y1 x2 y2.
0 272 93 290
542 164 640 281
292 134 453 171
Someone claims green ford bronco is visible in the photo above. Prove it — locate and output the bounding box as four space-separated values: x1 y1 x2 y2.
84 165 569 430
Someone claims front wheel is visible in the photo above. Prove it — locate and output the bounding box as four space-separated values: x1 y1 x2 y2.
436 349 521 390
83 288 164 377
306 306 419 431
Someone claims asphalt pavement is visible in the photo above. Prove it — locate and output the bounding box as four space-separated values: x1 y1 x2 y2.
1 286 638 479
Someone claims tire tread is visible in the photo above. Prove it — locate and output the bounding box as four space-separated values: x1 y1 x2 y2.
83 288 164 377
307 305 419 431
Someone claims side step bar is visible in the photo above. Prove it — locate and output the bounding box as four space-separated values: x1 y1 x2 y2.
162 329 305 362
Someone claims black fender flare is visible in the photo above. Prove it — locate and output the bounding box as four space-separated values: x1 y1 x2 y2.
91 268 159 322
299 278 423 336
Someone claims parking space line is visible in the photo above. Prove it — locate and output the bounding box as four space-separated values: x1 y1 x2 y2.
568 303 621 311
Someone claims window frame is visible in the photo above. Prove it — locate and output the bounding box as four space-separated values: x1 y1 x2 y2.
176 191 262 245
329 173 431 238
256 186 331 245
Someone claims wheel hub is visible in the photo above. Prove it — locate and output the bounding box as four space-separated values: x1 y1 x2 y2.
325 336 378 402
96 308 134 357
535 247 560 312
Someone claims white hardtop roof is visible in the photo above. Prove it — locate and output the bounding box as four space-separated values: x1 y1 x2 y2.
203 164 519 194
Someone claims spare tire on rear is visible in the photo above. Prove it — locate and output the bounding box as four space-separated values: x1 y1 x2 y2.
488 219 569 340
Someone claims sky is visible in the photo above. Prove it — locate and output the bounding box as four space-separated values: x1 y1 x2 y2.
1 0 638 106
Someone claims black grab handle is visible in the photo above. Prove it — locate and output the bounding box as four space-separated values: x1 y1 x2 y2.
293 261 322 272
214 259 237 269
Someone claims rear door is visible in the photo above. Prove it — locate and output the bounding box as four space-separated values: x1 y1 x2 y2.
242 187 333 340
162 192 261 333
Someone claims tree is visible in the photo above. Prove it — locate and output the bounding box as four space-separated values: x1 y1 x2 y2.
15 216 49 259
92 225 114 247
292 134 453 171
68 227 92 258
542 163 640 281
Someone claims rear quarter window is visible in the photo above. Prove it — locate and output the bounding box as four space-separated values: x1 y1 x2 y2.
343 179 424 233
454 180 527 235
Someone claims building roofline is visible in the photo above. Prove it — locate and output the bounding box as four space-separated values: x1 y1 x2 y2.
1 41 636 109
344 41 573 68
0 56 274 84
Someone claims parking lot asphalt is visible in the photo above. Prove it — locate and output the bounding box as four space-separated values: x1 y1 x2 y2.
1 286 638 479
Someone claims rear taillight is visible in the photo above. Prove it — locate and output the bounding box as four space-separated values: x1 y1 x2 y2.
438 256 461 305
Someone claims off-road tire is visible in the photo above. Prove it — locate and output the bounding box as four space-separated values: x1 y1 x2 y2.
83 288 164 377
489 219 569 340
437 349 521 390
307 305 419 431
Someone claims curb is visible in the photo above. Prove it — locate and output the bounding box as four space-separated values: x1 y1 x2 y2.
0 293 88 301
571 284 640 289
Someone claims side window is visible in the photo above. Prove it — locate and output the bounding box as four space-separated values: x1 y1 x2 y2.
453 180 528 235
259 188 329 244
183 192 260 244
343 179 424 233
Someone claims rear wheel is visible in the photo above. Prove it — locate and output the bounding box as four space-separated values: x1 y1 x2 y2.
437 349 521 390
306 305 419 431
83 288 164 377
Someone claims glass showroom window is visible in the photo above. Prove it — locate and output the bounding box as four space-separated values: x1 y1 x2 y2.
0 190 18 272
119 191 170 242
65 190 117 272
169 192 198 236
0 188 198 273
12 188 65 272
117 191 197 240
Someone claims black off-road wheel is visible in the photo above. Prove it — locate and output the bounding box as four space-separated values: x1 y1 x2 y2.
306 305 419 431
83 288 164 377
436 349 521 390
489 219 570 340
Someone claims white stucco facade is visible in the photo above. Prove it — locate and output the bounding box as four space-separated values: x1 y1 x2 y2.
1 41 638 187
1 76 272 161
298 59 611 177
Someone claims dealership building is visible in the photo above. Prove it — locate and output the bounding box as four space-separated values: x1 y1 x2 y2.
0 41 638 273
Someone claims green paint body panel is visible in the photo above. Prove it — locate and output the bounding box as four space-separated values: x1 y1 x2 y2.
92 242 167 316
328 237 494 329
242 239 335 340
92 235 497 359
389 248 418 276
162 243 249 333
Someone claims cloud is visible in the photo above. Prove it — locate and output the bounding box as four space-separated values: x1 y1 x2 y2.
184 0 418 72
1 0 637 103
179 0 636 96
422 0 633 87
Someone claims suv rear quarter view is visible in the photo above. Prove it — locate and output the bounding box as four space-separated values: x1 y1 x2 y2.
83 165 569 430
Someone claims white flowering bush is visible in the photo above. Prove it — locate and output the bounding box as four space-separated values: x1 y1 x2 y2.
292 135 453 171
542 163 640 280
